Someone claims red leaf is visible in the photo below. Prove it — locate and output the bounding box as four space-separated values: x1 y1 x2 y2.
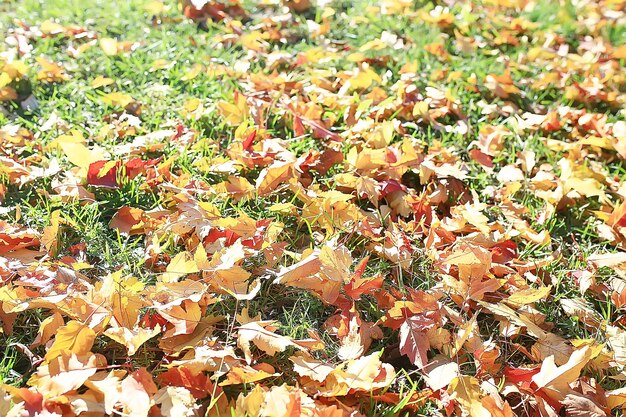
242 129 257 151
380 179 407 198
345 256 385 300
490 240 517 264
87 160 120 189
0 222 40 254
399 317 431 369
139 310 167 330
503 365 540 386
469 149 494 168
157 367 214 399
205 228 239 247
125 157 161 179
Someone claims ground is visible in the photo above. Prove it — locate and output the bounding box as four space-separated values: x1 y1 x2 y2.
0 0 626 416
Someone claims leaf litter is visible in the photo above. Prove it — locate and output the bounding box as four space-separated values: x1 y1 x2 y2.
0 0 626 416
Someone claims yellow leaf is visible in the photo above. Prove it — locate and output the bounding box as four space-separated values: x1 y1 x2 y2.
337 352 395 393
221 365 277 386
205 241 259 300
45 321 96 361
290 355 334 382
150 59 170 71
506 286 552 307
91 75 114 88
100 38 119 56
144 0 166 14
42 210 62 255
356 176 380 206
31 312 65 348
193 244 209 270
161 252 199 283
212 215 257 239
217 92 249 125
159 299 202 338
98 160 119 178
0 72 11 89
46 129 85 152
448 375 491 417
104 325 161 356
101 91 134 107
268 202 296 215
59 142 104 169
36 57 70 83
181 64 203 81
40 20 65 35
237 321 306 363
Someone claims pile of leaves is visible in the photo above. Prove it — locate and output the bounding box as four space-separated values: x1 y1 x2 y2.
1 0 626 415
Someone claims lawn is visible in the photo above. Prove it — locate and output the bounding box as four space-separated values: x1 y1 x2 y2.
0 0 625 415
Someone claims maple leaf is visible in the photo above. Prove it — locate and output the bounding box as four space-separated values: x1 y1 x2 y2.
59 142 106 169
532 346 595 404
274 243 352 304
331 352 396 396
235 384 308 417
109 206 145 235
84 370 127 414
158 298 202 338
36 57 70 83
344 256 384 300
157 366 215 399
44 321 96 362
256 160 294 196
290 354 335 383
41 210 62 256
423 357 460 391
399 316 431 369
101 91 134 107
154 386 199 417
28 353 107 398
118 368 158 417
87 160 121 188
0 222 40 255
218 92 249 125
237 321 309 364
104 324 161 356
447 375 493 417
160 251 200 283
31 311 65 348
562 393 608 417
221 364 278 386
201 240 261 300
